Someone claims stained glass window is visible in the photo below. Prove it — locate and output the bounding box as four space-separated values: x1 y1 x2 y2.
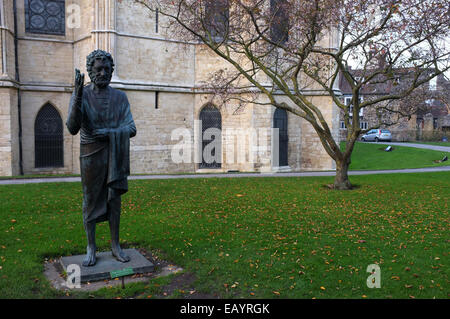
25 0 65 35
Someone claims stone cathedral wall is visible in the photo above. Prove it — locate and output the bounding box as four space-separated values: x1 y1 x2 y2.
0 0 338 176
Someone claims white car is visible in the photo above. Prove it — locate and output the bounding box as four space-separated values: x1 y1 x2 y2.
361 129 392 142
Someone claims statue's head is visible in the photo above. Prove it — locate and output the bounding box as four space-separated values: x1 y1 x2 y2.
86 50 115 88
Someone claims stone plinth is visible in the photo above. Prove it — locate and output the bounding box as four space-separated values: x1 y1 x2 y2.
60 248 154 283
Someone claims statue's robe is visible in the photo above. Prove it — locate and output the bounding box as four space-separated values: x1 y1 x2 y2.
66 84 136 224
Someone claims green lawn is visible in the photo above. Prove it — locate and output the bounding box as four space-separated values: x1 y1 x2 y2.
0 173 448 299
344 142 450 171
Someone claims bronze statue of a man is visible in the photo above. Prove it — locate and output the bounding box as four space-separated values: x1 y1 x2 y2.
66 50 136 266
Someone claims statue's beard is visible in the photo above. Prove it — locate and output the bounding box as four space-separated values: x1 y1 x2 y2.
90 73 112 88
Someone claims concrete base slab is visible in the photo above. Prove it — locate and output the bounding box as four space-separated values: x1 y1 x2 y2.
60 248 154 283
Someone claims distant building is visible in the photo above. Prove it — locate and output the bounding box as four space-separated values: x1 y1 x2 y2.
338 66 449 142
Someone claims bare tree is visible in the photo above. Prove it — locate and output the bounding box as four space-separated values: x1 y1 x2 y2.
135 0 450 189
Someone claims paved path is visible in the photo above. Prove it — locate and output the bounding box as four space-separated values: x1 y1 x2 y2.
362 141 450 153
1 166 449 185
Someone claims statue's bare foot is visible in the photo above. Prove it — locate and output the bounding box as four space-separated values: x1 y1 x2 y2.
112 246 130 263
82 246 96 267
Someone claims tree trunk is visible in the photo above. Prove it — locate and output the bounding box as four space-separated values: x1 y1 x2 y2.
334 159 352 190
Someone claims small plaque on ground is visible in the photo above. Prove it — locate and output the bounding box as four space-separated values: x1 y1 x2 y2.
110 267 134 279
60 248 154 283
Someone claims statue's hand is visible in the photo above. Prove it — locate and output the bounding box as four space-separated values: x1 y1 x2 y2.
74 68 85 99
92 128 109 141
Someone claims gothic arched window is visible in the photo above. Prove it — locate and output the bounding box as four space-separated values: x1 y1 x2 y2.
199 104 222 169
273 108 288 166
270 0 289 44
204 0 229 41
35 103 64 168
